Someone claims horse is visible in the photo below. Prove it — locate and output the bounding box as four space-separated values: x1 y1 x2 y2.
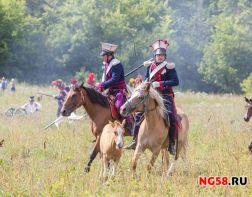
244 97 252 122
61 83 131 172
120 82 189 177
244 97 252 152
100 120 126 181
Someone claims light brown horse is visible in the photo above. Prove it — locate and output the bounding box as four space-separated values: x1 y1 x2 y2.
100 120 126 181
61 83 131 172
244 97 252 122
120 82 189 177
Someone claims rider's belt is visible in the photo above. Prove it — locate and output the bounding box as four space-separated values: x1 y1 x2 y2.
108 81 127 90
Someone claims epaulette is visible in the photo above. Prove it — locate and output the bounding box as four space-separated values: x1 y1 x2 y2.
110 59 120 67
166 62 175 69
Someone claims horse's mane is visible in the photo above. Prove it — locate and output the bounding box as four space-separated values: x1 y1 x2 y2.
82 86 109 108
135 83 167 120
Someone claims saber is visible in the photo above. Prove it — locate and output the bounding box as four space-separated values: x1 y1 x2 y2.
37 92 54 97
44 116 64 130
124 58 153 78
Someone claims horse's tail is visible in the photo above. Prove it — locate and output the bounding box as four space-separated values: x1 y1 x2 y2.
176 112 189 160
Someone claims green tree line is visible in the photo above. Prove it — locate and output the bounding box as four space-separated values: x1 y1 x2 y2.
0 0 251 93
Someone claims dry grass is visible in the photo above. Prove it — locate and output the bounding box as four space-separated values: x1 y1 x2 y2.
0 85 251 196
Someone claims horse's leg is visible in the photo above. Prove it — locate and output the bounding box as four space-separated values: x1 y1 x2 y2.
167 159 176 177
99 154 103 178
167 140 179 176
166 139 184 177
84 135 100 172
99 153 103 178
147 148 160 173
102 155 109 181
161 149 169 175
131 145 143 178
177 120 189 175
112 159 119 177
178 141 189 175
181 145 189 175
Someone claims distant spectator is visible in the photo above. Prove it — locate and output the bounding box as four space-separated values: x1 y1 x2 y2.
1 77 7 95
21 96 42 114
10 78 16 94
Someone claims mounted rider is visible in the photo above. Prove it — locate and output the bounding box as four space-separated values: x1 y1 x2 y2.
96 42 127 114
125 39 179 155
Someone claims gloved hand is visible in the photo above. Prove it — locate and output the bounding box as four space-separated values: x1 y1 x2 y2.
143 60 152 67
53 95 57 99
152 81 160 88
96 83 104 92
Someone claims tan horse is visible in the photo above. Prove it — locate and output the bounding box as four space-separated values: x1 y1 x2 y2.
61 83 131 172
120 82 189 177
100 120 126 181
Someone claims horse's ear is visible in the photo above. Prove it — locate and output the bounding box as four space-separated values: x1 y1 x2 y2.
75 82 84 91
122 119 126 128
108 120 114 127
245 97 249 103
145 82 151 91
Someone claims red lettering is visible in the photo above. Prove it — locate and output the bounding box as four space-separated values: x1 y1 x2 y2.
199 177 207 185
222 177 228 185
215 177 221 185
208 177 215 185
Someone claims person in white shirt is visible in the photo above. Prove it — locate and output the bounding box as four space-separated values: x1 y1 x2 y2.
21 96 41 114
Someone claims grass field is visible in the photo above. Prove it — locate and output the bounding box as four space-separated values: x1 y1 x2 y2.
0 84 251 196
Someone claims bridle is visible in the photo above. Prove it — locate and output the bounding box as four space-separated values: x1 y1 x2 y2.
79 87 86 106
124 88 156 113
65 86 86 114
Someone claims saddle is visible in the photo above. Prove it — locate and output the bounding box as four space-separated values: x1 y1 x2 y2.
107 95 135 136
107 95 120 119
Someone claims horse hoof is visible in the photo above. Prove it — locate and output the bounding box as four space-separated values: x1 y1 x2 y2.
84 166 90 172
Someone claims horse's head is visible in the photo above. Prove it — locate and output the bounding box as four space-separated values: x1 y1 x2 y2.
120 82 153 116
61 83 85 116
244 97 252 122
109 119 126 149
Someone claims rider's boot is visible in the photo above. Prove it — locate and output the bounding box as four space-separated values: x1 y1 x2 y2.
124 125 139 150
168 138 176 156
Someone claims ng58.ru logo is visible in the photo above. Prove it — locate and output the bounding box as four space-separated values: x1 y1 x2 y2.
198 176 248 186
